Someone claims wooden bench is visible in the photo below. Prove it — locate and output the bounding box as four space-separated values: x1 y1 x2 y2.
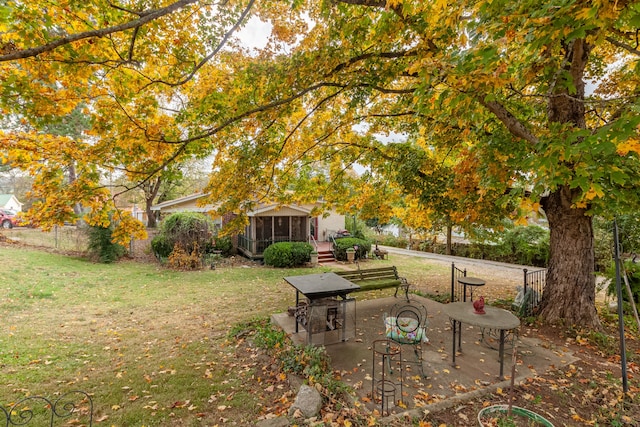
373 244 388 259
335 266 410 300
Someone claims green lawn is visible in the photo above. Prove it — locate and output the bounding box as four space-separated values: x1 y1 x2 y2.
0 243 455 426
0 246 322 426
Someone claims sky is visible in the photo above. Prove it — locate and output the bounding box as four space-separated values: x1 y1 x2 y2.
235 16 272 51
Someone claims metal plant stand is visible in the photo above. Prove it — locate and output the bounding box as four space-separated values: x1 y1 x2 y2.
371 339 403 415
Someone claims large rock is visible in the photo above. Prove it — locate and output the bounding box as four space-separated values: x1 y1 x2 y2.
287 384 323 418
256 417 290 427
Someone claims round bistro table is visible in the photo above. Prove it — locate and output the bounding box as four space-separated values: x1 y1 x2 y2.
457 276 486 302
443 301 520 379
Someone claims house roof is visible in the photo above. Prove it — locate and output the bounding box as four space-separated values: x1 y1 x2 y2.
150 193 216 212
0 194 23 209
249 204 312 216
151 193 316 216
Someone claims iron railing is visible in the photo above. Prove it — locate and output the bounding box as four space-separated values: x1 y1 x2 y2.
451 263 546 317
450 263 467 303
237 235 298 256
517 268 545 316
329 234 338 257
1 391 93 426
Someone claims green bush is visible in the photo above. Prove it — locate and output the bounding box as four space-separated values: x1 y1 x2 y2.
376 234 409 249
452 225 549 267
496 226 549 266
152 212 218 263
151 234 173 259
333 237 371 261
606 260 640 305
263 242 313 268
213 235 234 257
235 318 350 399
86 223 126 263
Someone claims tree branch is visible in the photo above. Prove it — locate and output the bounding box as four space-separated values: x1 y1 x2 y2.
0 0 198 62
334 0 387 7
328 49 417 76
128 27 140 62
605 35 640 56
140 0 256 88
478 98 539 144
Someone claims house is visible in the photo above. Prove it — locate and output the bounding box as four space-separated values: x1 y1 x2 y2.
151 193 345 259
0 194 23 212
119 204 149 226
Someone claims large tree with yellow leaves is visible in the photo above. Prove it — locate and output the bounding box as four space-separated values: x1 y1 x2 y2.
2 0 640 327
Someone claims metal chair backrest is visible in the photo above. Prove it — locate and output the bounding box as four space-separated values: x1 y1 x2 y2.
384 300 428 345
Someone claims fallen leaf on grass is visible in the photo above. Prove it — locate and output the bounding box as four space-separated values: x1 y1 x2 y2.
170 400 190 409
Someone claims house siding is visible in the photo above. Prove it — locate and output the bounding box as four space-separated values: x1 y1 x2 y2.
318 211 346 241
0 194 23 212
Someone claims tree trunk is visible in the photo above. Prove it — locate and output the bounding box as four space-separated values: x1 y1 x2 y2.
539 185 601 329
67 162 85 222
145 198 157 228
143 177 163 229
446 225 452 255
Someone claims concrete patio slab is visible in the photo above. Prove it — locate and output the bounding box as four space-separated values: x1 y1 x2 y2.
272 295 578 419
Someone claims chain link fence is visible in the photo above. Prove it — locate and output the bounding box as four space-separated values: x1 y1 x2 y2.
1 226 155 261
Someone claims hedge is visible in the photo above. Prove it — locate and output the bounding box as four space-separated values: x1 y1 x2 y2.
263 242 314 268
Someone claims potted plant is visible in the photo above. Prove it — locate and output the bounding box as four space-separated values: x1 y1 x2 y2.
478 344 554 426
310 251 319 266
346 247 355 263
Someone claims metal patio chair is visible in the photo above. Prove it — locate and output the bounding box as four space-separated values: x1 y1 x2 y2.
383 299 429 378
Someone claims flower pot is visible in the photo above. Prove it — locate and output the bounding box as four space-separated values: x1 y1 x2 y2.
478 405 554 427
346 249 355 263
310 252 319 265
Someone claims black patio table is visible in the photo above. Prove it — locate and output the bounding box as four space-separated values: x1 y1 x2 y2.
284 272 360 344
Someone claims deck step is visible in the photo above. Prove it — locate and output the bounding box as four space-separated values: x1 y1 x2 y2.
318 250 335 263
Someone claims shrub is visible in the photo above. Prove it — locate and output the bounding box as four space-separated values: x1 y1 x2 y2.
213 235 234 257
333 237 371 261
233 318 349 398
263 242 313 268
152 212 219 268
150 234 173 259
159 212 216 253
457 225 549 267
86 223 127 263
606 260 640 305
167 243 203 270
497 225 549 266
376 234 409 249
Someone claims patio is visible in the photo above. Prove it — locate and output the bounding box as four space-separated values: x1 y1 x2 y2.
272 294 578 419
